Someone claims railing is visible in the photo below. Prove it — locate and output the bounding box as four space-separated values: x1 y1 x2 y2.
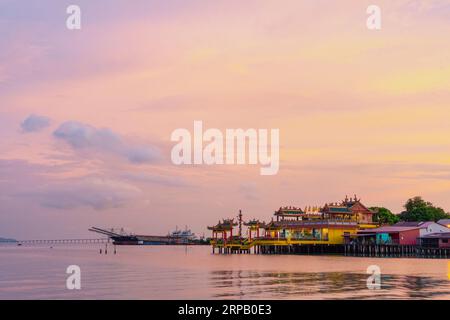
353 239 400 245
276 219 358 227
210 235 333 248
248 236 329 242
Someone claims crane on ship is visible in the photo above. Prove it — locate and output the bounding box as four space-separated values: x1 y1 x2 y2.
88 227 125 239
88 227 125 254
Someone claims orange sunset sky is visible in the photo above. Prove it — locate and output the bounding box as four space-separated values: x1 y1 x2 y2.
1 0 450 239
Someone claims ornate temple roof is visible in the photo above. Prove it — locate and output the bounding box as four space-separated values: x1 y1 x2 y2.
326 206 351 213
244 219 265 227
207 218 238 231
208 195 375 233
263 219 279 230
322 195 374 215
274 206 304 216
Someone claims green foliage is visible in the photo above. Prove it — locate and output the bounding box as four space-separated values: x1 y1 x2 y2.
370 207 400 225
398 196 450 222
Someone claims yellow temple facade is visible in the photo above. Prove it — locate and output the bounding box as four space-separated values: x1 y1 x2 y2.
208 195 379 252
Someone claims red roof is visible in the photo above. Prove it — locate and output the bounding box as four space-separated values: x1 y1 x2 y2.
359 226 420 233
360 221 439 234
394 221 433 227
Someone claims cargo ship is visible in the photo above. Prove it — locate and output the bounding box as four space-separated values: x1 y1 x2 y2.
170 226 196 244
88 226 201 245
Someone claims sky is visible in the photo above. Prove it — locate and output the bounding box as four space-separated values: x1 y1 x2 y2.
1 0 450 239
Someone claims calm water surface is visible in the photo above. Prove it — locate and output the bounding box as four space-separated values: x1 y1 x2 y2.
0 245 449 299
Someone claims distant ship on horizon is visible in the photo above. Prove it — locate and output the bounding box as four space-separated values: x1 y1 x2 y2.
89 226 203 246
169 226 196 243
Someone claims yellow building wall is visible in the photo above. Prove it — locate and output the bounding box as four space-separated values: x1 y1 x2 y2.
212 225 370 248
327 228 358 244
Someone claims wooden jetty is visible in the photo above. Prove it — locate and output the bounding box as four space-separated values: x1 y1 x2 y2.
344 243 450 258
211 242 450 259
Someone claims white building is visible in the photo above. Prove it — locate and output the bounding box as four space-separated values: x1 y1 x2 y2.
394 221 450 237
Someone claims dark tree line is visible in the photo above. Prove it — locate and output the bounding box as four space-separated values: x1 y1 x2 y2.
370 196 450 225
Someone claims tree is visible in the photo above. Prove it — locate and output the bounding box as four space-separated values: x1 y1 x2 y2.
370 207 400 225
399 196 450 222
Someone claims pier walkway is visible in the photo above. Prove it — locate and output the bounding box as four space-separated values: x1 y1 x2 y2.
1 238 109 246
211 238 450 258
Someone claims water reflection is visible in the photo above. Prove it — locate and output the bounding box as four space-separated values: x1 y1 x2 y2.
209 270 450 299
1 245 449 299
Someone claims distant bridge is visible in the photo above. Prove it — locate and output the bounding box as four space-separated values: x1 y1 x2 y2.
5 238 109 245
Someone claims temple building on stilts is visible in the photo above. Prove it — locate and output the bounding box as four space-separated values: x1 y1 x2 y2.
208 195 379 254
